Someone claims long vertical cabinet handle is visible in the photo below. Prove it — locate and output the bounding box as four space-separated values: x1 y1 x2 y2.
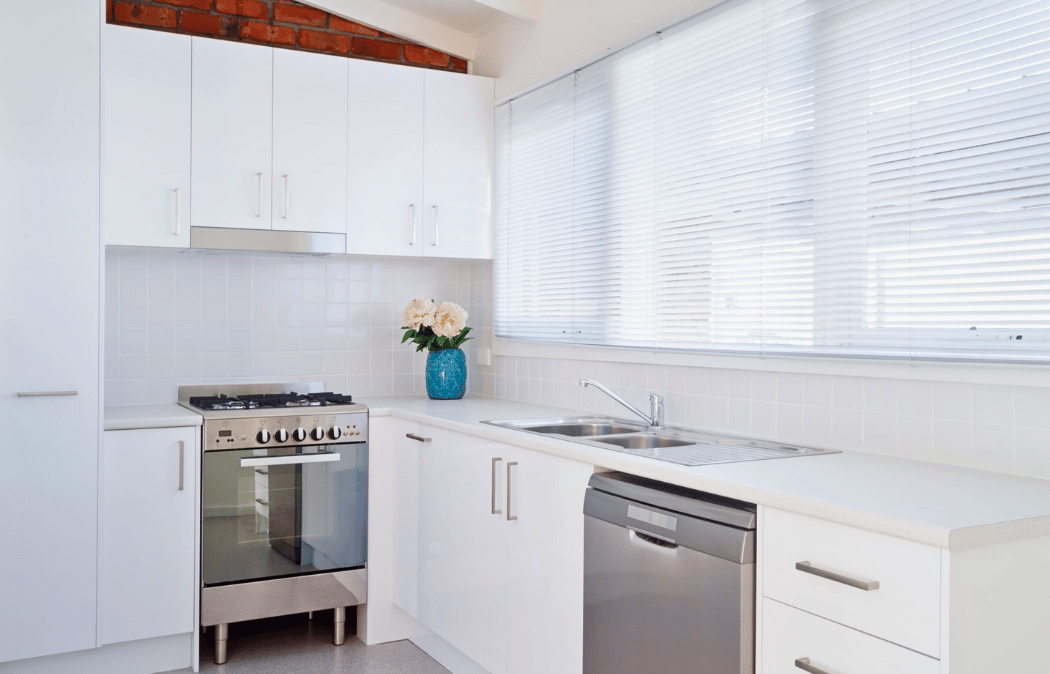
408 204 416 245
178 440 185 491
256 172 264 217
283 174 290 219
174 188 181 235
491 457 503 515
431 206 439 246
506 461 518 521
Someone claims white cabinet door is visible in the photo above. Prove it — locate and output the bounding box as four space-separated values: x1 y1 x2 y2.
505 447 592 674
192 38 273 230
422 71 494 259
272 49 347 234
417 425 509 674
0 0 100 663
100 428 199 645
347 59 425 256
102 24 191 247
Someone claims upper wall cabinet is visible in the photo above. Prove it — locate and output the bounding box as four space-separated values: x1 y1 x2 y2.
102 25 191 247
347 59 425 256
348 66 494 259
422 70 494 259
272 49 348 234
191 38 274 230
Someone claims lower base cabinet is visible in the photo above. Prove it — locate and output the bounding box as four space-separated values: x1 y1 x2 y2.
392 421 592 674
100 427 199 647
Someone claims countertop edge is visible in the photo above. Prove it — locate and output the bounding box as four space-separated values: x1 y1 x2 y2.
104 405 203 431
369 403 1050 551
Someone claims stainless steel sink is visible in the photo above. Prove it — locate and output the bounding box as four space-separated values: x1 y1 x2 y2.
595 435 693 450
483 415 839 467
521 422 640 437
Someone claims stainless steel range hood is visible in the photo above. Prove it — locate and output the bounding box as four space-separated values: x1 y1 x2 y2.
190 227 345 256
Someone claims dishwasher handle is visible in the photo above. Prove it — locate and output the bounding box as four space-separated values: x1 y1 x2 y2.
629 527 679 550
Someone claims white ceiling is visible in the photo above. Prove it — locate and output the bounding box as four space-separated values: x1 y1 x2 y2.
378 0 506 33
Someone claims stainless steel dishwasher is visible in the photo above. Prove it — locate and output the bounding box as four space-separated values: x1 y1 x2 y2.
584 472 756 674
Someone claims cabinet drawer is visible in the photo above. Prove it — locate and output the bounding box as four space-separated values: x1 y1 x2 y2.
762 508 940 658
762 598 939 674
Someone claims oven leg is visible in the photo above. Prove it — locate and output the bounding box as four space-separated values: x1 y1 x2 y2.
333 607 346 646
214 623 229 665
307 611 313 620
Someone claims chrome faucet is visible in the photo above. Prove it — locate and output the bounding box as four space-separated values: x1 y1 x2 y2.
580 379 665 430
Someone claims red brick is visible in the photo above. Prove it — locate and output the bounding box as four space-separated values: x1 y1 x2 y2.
351 37 401 61
214 0 268 19
329 15 379 36
155 0 212 10
113 2 177 28
404 45 450 68
240 20 297 46
299 29 350 54
450 56 468 73
180 10 223 35
274 2 327 27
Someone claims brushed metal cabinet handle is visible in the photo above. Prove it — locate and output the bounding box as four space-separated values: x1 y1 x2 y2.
178 440 185 491
431 205 439 246
796 561 880 591
283 174 290 219
255 498 269 506
408 204 416 245
174 188 181 235
256 172 263 217
17 391 77 397
506 461 518 521
491 457 503 515
406 433 431 443
795 657 833 674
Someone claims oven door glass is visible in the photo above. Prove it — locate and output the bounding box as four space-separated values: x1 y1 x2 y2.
201 443 367 586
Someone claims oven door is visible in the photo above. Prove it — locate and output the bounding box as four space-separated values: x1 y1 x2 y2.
201 442 367 587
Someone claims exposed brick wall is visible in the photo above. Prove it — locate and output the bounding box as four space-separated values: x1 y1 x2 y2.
108 0 469 72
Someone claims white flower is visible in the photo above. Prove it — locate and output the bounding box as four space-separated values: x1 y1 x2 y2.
431 302 468 338
402 298 434 330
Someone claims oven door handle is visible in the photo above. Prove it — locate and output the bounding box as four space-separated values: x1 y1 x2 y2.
240 453 341 468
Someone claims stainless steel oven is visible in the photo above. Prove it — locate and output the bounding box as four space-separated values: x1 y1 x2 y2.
180 383 368 665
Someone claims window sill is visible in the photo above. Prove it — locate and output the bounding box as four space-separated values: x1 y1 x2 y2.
492 338 1050 388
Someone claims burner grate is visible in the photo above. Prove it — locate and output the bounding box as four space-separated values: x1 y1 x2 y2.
187 392 355 411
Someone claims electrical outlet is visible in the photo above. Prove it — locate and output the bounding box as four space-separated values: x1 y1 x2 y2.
477 348 492 366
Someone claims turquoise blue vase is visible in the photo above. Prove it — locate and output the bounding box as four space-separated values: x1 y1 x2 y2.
426 348 467 400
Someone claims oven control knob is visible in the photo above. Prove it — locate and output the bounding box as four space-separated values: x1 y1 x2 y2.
292 427 307 442
274 428 289 443
311 427 325 441
256 429 271 444
328 427 342 440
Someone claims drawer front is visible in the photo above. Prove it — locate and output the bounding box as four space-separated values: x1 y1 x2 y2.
762 598 939 674
762 508 941 658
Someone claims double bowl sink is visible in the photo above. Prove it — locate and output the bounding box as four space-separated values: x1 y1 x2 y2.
483 416 837 467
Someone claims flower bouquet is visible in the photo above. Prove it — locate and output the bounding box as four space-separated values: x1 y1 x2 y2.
401 299 471 399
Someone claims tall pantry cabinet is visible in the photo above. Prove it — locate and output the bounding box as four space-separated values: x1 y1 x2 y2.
0 0 102 664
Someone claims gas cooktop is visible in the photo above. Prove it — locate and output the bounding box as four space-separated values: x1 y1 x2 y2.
187 392 355 411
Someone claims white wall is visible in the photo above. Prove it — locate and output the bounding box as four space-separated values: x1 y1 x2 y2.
104 249 489 405
473 0 726 100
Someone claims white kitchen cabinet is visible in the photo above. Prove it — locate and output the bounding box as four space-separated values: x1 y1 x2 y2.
191 38 273 230
0 0 101 664
272 49 347 234
392 421 591 674
347 59 425 256
102 24 191 247
422 71 494 259
100 427 199 646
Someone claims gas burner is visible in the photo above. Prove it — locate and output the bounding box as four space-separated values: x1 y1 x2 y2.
239 393 325 408
189 396 261 411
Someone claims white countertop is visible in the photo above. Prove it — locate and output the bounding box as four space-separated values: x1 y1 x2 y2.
104 405 202 430
363 395 1050 551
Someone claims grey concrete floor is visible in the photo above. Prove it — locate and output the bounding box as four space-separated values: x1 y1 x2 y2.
178 612 450 674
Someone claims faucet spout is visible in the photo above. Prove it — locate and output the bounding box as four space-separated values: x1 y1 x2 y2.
580 378 664 429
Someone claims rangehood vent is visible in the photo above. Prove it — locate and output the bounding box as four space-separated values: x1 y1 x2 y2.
190 227 345 256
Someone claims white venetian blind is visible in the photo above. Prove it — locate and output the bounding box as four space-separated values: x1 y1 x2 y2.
495 0 1050 362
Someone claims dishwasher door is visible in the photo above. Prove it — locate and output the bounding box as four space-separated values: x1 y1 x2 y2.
583 478 755 674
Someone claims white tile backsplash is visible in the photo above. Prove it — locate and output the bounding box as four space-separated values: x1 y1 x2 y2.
105 249 483 405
